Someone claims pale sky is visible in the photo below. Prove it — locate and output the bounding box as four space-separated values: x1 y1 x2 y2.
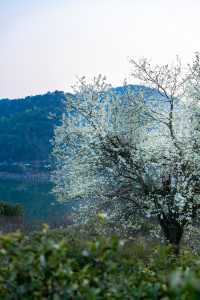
1 0 200 98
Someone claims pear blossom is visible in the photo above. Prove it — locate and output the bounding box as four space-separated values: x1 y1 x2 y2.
52 55 200 253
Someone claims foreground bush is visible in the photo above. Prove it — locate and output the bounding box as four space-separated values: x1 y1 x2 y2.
0 227 200 299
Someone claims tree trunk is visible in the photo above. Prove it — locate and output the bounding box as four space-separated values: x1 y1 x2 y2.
159 216 184 255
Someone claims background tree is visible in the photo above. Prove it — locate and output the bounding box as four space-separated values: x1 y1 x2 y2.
53 56 200 253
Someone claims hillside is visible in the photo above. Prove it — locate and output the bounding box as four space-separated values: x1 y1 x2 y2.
0 85 161 174
0 91 69 173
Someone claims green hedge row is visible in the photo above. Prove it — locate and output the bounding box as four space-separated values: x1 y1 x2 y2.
0 227 200 299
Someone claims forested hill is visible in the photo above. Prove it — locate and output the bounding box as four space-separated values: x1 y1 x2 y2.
0 85 160 173
0 91 70 172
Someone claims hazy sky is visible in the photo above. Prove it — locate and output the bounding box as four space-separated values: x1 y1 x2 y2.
1 0 200 98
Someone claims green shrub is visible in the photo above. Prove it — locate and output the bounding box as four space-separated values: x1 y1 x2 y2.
0 226 199 299
0 202 23 217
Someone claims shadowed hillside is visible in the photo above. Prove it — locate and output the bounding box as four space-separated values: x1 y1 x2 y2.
0 85 161 171
0 91 68 165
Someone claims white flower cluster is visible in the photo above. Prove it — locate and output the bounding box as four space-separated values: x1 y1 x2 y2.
52 56 200 244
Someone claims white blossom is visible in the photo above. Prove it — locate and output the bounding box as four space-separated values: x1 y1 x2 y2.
52 56 200 248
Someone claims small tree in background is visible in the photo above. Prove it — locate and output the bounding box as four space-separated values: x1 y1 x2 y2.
53 55 200 253
0 202 23 217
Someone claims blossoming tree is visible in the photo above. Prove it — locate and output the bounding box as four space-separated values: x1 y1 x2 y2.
53 55 200 253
